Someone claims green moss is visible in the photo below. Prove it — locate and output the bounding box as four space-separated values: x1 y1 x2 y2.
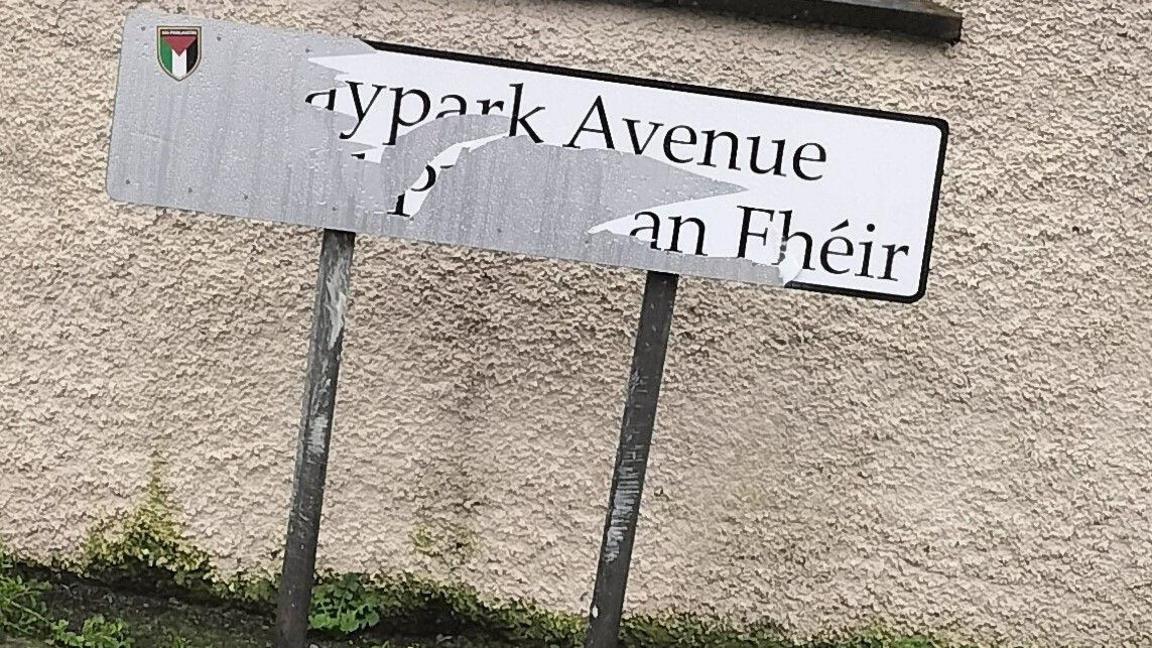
342 573 584 645
3 470 976 648
619 614 791 648
409 523 478 569
806 629 953 648
78 470 214 597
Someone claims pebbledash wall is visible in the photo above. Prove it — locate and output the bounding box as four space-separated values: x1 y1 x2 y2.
2 0 1150 646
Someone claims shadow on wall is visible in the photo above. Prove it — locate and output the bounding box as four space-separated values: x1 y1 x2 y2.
537 0 963 43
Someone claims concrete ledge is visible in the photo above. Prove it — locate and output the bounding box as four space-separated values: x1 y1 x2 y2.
649 0 964 42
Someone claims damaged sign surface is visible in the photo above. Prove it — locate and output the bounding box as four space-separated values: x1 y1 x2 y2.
107 10 948 302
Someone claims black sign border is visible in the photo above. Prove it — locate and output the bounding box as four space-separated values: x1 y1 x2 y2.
362 39 949 304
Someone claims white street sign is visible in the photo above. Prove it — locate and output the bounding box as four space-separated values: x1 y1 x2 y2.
108 11 948 302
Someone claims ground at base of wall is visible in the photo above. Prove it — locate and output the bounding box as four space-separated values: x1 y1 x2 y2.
2 578 507 648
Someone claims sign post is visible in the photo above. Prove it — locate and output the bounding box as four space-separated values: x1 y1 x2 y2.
106 11 948 648
586 271 679 648
274 229 356 648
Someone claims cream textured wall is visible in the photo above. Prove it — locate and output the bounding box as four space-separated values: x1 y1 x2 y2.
2 1 1151 646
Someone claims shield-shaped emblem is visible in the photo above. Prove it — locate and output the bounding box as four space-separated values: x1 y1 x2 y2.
157 26 201 81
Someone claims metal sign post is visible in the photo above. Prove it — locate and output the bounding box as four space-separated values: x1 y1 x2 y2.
274 229 356 648
586 271 679 648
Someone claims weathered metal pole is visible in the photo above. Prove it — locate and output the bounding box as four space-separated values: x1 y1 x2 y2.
585 270 680 648
274 229 357 648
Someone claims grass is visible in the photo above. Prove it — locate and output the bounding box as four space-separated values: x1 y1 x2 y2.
0 569 966 648
3 574 512 648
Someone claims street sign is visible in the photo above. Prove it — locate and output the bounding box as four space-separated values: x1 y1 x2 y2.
106 11 951 648
108 10 947 303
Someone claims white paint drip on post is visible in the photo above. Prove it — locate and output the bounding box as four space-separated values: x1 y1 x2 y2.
306 413 330 458
604 463 642 563
325 270 349 350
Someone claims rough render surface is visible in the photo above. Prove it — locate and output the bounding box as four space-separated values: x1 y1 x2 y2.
1 1 1151 646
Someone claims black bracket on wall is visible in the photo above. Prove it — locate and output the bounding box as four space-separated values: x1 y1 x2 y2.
649 0 963 42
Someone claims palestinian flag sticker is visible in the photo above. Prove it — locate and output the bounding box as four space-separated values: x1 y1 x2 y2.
157 27 201 81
